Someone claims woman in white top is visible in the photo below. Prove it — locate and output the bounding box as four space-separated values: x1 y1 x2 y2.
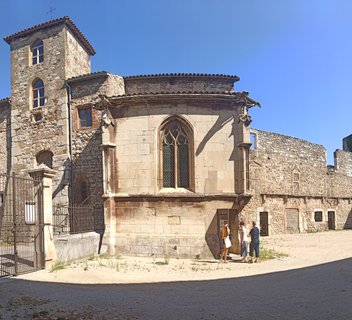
239 221 248 261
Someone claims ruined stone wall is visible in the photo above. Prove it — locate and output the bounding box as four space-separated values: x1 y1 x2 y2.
243 129 352 233
249 129 327 196
334 149 352 177
124 75 236 95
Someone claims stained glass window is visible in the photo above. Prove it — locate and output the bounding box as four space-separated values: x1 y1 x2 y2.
161 120 191 188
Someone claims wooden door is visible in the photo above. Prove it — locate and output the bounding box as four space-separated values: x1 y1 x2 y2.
260 212 269 236
286 208 299 233
328 211 336 230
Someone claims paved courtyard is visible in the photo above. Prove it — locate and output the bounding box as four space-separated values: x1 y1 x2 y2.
0 231 351 319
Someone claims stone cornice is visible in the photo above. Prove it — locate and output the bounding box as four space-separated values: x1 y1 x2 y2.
103 193 252 202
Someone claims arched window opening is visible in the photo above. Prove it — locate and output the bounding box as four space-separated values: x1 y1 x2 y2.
32 79 45 109
80 181 90 205
36 150 53 169
32 39 44 65
74 177 91 205
161 118 192 189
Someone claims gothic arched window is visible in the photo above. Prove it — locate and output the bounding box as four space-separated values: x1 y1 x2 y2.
32 79 45 108
32 39 44 65
160 118 193 189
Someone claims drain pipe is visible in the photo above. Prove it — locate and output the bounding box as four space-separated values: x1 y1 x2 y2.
65 81 74 206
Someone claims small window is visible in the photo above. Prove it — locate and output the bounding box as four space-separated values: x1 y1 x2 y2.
250 132 257 150
33 79 45 108
32 40 44 65
34 113 43 122
314 211 323 222
79 107 92 128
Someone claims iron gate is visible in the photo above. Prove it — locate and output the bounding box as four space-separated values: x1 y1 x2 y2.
0 173 44 277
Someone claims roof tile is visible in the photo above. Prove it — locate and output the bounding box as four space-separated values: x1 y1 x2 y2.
4 16 95 56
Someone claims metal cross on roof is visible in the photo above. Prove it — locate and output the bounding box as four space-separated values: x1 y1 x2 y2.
46 7 56 20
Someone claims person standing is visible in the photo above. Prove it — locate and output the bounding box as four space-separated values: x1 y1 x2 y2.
239 221 248 262
220 221 231 263
249 221 260 263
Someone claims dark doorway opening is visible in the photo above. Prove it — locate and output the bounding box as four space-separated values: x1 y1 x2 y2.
328 211 336 230
260 212 269 236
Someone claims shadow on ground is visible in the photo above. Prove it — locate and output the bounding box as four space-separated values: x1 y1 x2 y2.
1 258 351 319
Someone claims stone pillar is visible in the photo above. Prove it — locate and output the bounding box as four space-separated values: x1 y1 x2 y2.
29 165 57 268
234 107 252 194
103 196 117 254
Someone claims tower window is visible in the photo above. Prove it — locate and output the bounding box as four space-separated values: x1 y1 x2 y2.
79 107 92 128
32 40 44 65
160 118 193 189
33 79 45 108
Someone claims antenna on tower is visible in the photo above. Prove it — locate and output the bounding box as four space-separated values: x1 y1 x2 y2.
46 7 56 20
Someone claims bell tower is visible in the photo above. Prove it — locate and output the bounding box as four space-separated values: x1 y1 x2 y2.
4 17 96 204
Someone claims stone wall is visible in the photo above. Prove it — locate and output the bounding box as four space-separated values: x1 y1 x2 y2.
249 129 327 196
110 101 237 195
243 129 352 234
124 74 238 95
112 197 237 259
64 30 91 79
8 23 93 205
101 90 250 258
69 73 124 229
0 100 10 174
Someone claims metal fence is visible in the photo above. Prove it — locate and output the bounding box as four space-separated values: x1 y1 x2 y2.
53 204 95 235
0 173 44 277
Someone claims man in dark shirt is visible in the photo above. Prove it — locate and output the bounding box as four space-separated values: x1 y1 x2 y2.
249 221 260 263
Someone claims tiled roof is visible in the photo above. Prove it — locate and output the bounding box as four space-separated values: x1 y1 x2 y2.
124 73 240 81
66 71 109 83
4 16 95 56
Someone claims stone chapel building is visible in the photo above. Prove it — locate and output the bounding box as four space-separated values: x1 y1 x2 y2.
1 17 351 259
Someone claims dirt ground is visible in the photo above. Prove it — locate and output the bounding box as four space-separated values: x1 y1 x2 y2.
0 230 351 319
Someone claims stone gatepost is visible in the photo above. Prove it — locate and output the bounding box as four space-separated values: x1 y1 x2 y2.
29 165 57 268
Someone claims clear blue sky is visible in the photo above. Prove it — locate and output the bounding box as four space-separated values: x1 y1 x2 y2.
0 0 351 164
